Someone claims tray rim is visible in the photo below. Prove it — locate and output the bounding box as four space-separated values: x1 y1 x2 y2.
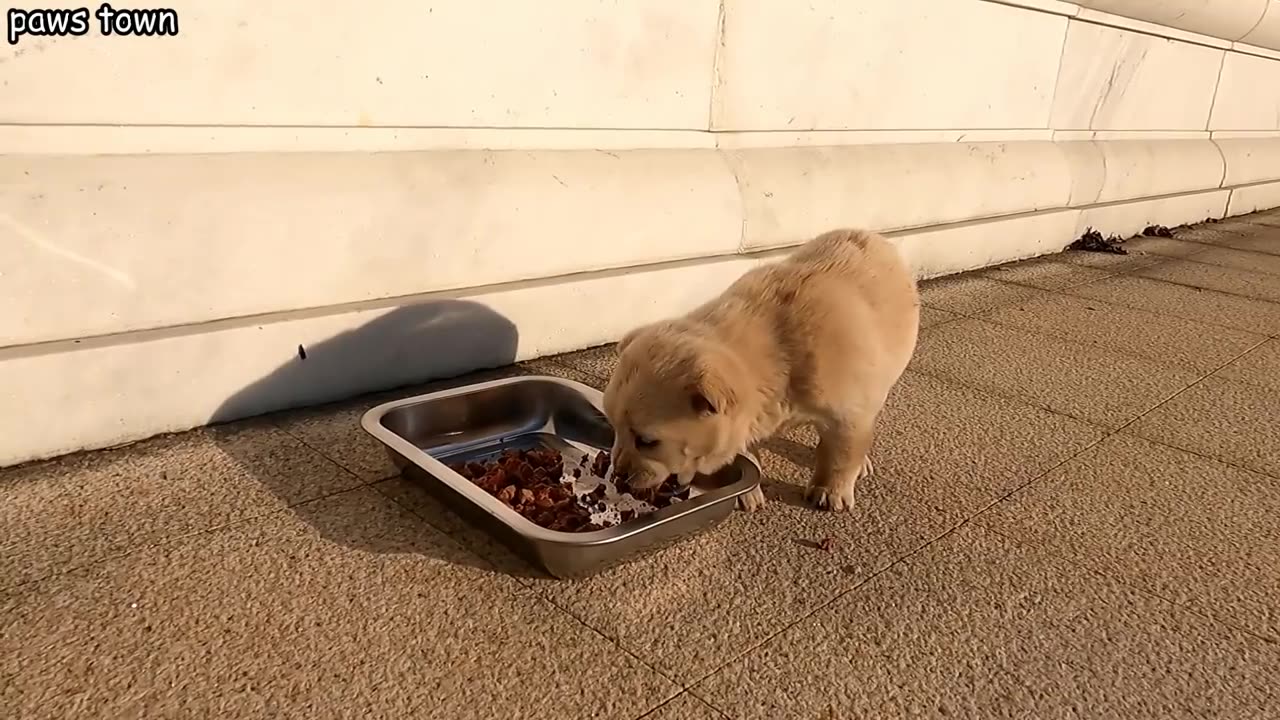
359 374 761 546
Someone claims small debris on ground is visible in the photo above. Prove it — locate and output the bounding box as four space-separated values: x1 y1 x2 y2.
817 537 837 552
1141 224 1173 238
1067 227 1128 255
297 344 308 360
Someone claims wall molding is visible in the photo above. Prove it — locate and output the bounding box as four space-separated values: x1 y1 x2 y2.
986 0 1280 53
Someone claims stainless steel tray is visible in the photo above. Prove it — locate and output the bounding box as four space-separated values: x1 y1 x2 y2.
361 375 761 578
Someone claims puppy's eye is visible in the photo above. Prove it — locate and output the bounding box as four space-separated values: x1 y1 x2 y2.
634 434 660 450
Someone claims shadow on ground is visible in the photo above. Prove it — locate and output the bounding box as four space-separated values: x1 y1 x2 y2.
208 299 526 575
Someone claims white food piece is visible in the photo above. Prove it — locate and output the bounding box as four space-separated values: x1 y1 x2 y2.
564 453 690 527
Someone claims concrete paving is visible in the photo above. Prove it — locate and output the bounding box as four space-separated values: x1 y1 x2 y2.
5 211 1280 719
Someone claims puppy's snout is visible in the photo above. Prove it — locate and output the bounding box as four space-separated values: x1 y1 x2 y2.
610 453 629 477
607 440 627 468
607 444 632 477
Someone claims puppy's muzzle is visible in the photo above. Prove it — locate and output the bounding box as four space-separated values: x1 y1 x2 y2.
610 451 664 490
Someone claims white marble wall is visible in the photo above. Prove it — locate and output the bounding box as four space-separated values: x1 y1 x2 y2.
711 0 1067 130
1211 52 1280 130
1 0 722 128
1050 22 1224 131
5 0 1280 465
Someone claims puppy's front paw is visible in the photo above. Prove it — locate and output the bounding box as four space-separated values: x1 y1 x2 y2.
737 485 766 512
806 484 856 512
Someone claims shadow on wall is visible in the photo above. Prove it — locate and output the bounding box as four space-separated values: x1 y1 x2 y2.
207 299 529 576
209 299 520 425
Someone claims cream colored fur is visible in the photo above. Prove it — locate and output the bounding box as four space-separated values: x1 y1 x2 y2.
602 228 920 512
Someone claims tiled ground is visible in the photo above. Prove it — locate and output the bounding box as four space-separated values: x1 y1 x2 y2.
5 211 1280 719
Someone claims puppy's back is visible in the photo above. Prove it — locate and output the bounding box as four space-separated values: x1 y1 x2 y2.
699 228 919 409
789 228 906 280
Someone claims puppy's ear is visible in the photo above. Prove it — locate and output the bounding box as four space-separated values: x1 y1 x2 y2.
689 362 737 416
690 388 719 415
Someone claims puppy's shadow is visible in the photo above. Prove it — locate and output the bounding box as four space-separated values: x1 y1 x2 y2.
757 435 822 510
205 300 527 577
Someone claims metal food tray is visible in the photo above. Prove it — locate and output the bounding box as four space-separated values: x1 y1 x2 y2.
361 375 761 578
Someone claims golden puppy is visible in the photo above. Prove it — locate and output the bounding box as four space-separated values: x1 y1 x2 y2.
602 228 919 512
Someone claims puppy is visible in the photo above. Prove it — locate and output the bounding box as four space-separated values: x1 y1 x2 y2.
602 228 919 512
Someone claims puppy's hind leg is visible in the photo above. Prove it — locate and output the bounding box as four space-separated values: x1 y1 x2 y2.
806 416 876 512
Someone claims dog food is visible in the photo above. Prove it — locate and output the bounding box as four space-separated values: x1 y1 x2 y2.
591 449 612 478
449 447 691 532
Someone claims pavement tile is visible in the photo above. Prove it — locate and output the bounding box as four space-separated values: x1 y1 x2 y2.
982 434 1280 641
1038 587 1280 718
1120 234 1214 258
549 344 618 384
1065 274 1280 336
373 474 549 582
873 371 1105 516
1213 338 1280 392
980 435 1212 564
1054 247 1165 272
1189 246 1280 276
691 524 1280 720
0 422 358 590
979 258 1115 291
486 374 1091 683
641 694 728 720
918 306 962 330
1134 260 1280 304
276 399 402 482
1177 224 1280 256
1127 376 1280 479
917 275 1043 316
1114 521 1280 643
1172 223 1271 249
980 291 1266 373
523 455 957 683
0 488 677 719
912 319 1201 428
519 357 606 389
403 410 960 684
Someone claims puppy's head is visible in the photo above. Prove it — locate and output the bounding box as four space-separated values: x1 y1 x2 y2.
602 323 750 490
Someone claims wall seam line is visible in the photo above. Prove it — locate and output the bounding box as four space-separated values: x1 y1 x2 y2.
1210 137 1230 189
704 0 727 134
1044 8 1076 131
1206 49 1229 132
